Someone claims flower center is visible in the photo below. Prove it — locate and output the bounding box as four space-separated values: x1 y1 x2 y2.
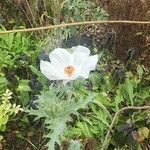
64 66 75 77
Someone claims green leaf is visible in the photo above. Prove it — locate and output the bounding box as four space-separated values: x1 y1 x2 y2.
76 121 92 137
114 89 124 111
81 117 93 126
67 127 82 137
20 91 30 106
29 65 48 87
0 124 6 132
46 121 66 150
0 77 8 93
121 79 134 105
137 65 143 77
93 96 112 119
17 80 31 92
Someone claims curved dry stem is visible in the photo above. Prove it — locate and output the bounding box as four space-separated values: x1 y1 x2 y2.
0 20 150 34
101 105 150 150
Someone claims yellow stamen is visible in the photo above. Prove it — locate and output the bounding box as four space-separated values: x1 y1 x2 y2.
64 66 75 77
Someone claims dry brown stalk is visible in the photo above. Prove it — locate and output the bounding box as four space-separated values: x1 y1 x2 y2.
0 20 149 34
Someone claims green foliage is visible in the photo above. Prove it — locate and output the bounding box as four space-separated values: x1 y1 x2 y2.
35 0 108 25
0 25 42 68
62 0 108 22
67 92 112 139
26 84 95 150
121 78 134 105
0 89 22 140
0 76 8 94
66 60 149 149
0 25 43 107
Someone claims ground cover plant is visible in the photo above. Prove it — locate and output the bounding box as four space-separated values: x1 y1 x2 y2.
0 0 150 150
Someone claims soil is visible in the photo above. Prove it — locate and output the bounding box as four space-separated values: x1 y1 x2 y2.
101 0 150 68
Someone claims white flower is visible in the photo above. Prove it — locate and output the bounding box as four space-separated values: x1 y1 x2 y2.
40 45 98 84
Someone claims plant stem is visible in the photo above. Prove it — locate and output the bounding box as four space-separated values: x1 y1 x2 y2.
24 0 44 39
19 5 34 28
0 20 149 34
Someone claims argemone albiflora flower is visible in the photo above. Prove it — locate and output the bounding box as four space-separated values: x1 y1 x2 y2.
40 45 98 84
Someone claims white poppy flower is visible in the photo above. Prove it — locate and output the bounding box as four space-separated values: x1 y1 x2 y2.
40 45 98 84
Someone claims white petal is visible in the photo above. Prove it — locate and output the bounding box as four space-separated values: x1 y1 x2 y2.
72 46 90 67
80 55 98 79
73 45 90 55
49 48 73 67
40 60 65 80
62 74 80 85
68 70 80 80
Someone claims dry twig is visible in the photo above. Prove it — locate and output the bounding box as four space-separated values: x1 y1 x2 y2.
0 20 149 34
